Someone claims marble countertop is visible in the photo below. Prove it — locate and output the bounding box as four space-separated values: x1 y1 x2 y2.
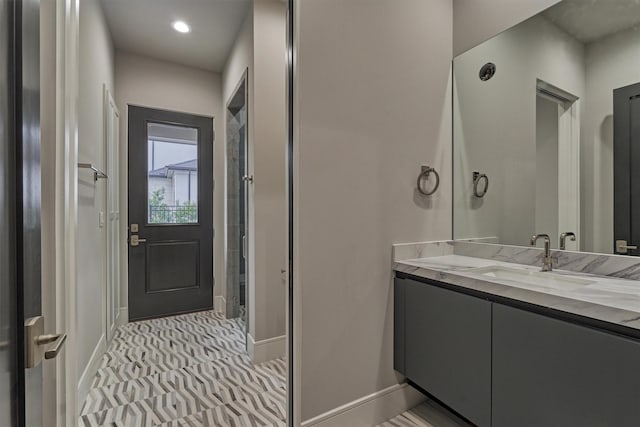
394 254 640 334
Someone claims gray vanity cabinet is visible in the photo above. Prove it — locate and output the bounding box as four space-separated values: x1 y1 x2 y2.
492 304 640 427
399 278 492 427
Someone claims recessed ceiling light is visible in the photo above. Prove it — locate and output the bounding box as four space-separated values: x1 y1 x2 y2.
172 21 191 34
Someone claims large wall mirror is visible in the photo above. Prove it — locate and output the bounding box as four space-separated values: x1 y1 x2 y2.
454 0 640 256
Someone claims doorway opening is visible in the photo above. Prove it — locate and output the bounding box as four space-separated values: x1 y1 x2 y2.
70 0 289 425
535 80 580 250
226 72 249 327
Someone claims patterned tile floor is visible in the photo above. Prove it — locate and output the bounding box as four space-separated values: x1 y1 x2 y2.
379 399 472 427
79 310 286 426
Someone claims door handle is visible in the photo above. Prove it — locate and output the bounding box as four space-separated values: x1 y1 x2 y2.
242 235 246 259
616 240 638 254
130 235 147 247
36 333 67 360
25 316 67 368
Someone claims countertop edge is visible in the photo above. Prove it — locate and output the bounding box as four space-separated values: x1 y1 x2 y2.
393 260 640 339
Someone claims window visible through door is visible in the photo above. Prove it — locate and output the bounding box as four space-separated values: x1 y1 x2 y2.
147 123 199 224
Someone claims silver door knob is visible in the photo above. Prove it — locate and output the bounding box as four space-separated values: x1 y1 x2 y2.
130 235 147 247
243 175 254 183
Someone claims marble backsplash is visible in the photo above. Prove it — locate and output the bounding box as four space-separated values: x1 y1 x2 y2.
393 240 640 281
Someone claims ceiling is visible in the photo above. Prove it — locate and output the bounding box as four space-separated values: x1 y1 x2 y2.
99 0 251 72
544 0 640 44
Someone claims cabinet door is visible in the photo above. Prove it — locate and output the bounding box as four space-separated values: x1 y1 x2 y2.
493 304 640 427
405 279 492 427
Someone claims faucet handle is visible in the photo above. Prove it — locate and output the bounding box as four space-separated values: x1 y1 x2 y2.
559 232 577 250
530 234 550 246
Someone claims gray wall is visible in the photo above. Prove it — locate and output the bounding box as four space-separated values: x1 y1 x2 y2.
77 0 115 380
453 0 561 55
295 0 453 420
220 7 253 315
251 0 287 344
221 0 287 346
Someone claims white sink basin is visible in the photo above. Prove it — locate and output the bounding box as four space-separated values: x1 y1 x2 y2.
465 266 595 291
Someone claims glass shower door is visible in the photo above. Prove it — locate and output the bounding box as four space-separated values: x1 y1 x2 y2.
226 72 249 328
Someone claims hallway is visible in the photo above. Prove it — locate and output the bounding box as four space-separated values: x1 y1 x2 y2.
79 311 286 426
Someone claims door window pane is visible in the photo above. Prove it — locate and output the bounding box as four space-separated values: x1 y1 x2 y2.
147 123 199 224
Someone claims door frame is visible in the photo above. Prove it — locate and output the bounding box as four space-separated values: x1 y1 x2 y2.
104 86 120 341
50 0 80 425
52 0 298 424
224 68 250 328
536 80 581 250
288 0 300 425
127 105 215 321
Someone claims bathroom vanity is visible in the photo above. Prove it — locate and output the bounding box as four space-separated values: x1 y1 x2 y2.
393 242 640 427
409 0 640 424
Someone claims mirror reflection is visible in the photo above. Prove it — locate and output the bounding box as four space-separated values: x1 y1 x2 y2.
453 0 640 255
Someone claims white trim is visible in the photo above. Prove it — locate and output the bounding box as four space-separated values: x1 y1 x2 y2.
214 296 227 315
104 86 121 343
557 99 581 250
116 307 128 327
76 334 106 415
56 1 80 425
247 334 286 363
290 1 301 424
301 383 425 427
536 80 581 251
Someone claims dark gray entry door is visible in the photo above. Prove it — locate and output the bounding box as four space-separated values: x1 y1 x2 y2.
614 82 640 255
128 106 214 321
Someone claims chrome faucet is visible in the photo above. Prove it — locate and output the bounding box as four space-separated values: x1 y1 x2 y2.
530 234 553 272
559 232 576 250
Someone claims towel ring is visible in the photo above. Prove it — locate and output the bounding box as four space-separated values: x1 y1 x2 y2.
417 166 440 196
473 171 489 198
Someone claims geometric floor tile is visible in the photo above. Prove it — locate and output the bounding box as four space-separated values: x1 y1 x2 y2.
378 399 472 427
79 310 286 427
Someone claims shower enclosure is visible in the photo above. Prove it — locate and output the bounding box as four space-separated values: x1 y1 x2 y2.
226 72 248 326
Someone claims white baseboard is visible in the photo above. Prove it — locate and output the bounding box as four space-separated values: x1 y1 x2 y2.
77 333 107 408
301 383 425 427
116 306 128 326
214 296 226 316
247 333 286 363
